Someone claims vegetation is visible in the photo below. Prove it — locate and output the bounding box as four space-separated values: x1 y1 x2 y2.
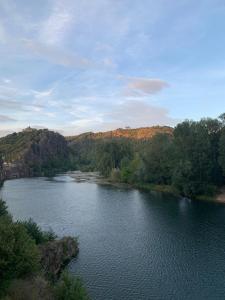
0 128 70 177
0 202 40 296
69 114 225 199
55 272 89 300
0 199 88 300
1 114 225 200
19 218 57 245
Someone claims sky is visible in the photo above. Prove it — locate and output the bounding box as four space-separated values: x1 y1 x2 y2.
0 0 225 136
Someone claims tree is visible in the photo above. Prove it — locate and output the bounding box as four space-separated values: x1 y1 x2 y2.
0 199 8 217
219 113 225 126
172 119 222 196
20 218 57 245
141 134 174 184
0 218 40 292
55 272 89 300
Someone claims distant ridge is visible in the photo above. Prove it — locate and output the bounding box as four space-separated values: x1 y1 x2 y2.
67 126 173 142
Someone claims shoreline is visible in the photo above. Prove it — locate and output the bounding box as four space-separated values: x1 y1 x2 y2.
68 171 225 204
1 170 225 205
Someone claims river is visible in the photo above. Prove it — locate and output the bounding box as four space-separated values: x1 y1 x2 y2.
1 173 225 300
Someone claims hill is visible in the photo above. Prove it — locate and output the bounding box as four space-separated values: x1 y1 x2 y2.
67 126 173 143
0 126 173 180
0 127 69 179
67 126 173 172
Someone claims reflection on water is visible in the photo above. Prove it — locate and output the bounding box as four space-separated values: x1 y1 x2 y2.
1 175 225 300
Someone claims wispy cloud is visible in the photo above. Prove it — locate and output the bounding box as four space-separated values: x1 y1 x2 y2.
0 99 26 110
39 0 74 46
22 39 92 68
122 77 169 97
107 100 177 127
0 115 17 123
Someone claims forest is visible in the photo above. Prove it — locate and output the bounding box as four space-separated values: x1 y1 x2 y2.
70 114 225 199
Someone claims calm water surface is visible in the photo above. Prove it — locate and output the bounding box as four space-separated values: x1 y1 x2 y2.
1 175 225 300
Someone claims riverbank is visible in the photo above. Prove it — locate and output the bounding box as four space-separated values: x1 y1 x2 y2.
1 169 224 205
68 171 225 204
129 182 225 204
215 188 225 203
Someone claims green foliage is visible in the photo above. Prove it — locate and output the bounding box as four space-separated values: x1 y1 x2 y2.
0 218 40 294
20 218 57 245
0 199 9 217
172 119 223 196
0 203 86 300
69 114 225 198
140 134 174 184
0 128 71 176
95 139 133 177
55 272 89 300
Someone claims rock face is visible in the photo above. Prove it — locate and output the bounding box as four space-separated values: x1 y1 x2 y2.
40 237 79 280
0 128 69 180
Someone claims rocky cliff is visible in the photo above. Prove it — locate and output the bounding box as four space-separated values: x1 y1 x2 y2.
40 237 79 280
0 128 70 179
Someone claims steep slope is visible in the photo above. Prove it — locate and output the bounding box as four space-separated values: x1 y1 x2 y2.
0 127 69 179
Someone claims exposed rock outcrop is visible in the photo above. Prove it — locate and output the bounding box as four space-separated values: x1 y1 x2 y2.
0 128 70 180
39 237 79 280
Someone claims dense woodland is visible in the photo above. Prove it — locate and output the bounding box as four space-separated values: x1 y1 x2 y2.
69 114 225 199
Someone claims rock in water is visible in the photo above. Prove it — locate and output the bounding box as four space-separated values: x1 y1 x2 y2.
40 237 79 280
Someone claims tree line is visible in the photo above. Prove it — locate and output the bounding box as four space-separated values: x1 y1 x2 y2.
71 114 225 198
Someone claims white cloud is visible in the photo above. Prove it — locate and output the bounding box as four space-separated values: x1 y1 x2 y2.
107 100 177 128
39 0 74 46
122 77 169 97
22 39 91 68
32 88 54 99
2 78 11 84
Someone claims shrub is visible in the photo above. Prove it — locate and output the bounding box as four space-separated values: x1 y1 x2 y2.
20 219 57 245
0 199 9 217
55 272 89 300
4 276 54 300
0 218 40 295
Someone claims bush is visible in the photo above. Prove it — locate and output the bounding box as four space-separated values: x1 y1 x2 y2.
0 199 9 217
0 218 40 294
4 276 54 300
20 219 57 245
55 272 89 300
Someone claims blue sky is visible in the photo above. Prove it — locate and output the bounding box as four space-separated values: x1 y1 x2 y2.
0 0 225 136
